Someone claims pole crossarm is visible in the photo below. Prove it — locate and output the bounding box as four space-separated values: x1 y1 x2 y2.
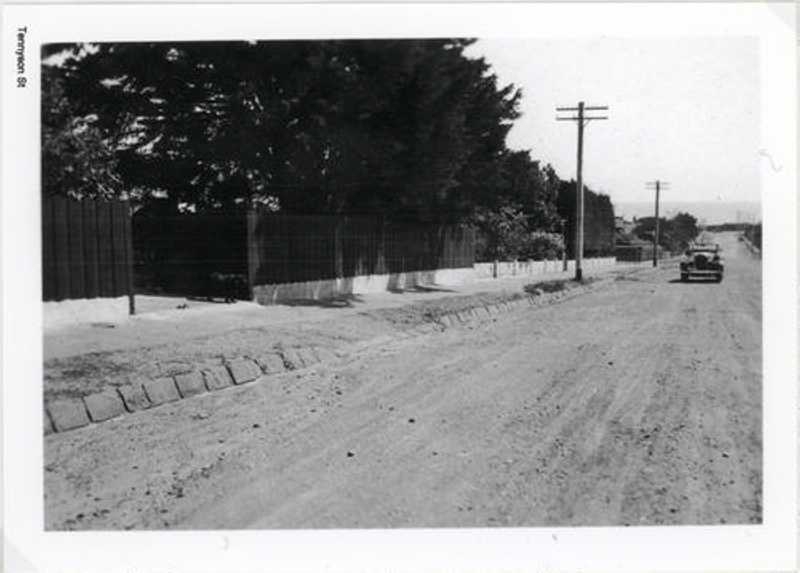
556 105 608 111
556 116 609 121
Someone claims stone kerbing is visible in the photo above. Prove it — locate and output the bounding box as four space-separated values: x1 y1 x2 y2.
47 398 91 432
202 365 234 391
175 371 207 398
119 383 152 412
44 282 601 435
84 391 126 422
143 376 181 406
44 406 55 435
279 348 305 371
226 358 262 385
256 353 286 375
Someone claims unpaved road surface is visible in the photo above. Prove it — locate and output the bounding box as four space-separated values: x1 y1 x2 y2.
44 232 761 529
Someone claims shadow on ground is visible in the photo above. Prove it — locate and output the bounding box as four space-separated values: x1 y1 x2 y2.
280 295 366 308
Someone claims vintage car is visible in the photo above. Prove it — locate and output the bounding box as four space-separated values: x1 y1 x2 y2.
680 244 723 282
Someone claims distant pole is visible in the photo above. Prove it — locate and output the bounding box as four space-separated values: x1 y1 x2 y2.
557 102 609 281
653 181 660 266
646 180 670 266
576 102 585 280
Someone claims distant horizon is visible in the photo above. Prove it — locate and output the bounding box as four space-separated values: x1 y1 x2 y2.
613 199 761 226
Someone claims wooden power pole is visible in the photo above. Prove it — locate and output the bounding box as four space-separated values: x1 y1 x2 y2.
557 102 608 281
646 180 670 266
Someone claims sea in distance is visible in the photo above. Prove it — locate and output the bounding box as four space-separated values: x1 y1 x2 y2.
614 200 761 226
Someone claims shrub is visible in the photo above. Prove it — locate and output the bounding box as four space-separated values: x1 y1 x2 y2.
523 232 564 260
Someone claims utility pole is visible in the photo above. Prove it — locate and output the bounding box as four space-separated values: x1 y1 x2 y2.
557 102 608 281
646 180 669 266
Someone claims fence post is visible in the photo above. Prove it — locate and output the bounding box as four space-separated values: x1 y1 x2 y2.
335 216 345 279
246 209 257 300
125 202 135 315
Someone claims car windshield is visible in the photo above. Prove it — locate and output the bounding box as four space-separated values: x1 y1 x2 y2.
686 246 718 255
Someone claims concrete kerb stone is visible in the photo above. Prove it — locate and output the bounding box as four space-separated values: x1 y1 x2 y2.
297 347 320 367
227 358 262 385
280 348 305 371
84 390 126 422
47 398 91 432
143 376 181 406
203 365 234 391
257 353 286 375
44 406 54 435
118 384 152 412
438 297 538 329
175 371 207 398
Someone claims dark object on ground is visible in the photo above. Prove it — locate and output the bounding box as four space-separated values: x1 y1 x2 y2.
207 272 248 303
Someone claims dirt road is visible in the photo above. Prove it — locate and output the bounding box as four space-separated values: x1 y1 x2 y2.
44 232 761 529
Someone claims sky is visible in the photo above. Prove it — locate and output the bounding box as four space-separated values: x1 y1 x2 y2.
466 37 761 223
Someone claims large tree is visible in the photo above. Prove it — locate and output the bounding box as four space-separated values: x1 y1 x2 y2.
41 63 122 199
44 40 526 220
557 181 616 258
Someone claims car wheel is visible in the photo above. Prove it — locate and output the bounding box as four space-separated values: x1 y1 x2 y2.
681 273 688 282
716 274 723 283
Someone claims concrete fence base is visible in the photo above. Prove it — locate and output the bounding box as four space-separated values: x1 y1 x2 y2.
253 267 476 305
42 259 620 316
474 257 616 280
253 258 618 305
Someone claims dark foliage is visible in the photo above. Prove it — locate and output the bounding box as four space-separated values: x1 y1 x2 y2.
557 180 616 258
41 65 122 199
633 211 699 253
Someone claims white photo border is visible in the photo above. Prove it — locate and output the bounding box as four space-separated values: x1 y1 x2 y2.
2 3 796 572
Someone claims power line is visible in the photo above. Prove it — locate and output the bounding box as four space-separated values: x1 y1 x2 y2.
555 101 609 281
